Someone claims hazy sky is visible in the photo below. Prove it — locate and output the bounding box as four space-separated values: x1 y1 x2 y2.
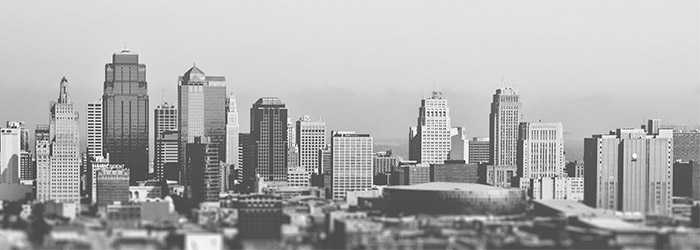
0 0 697 160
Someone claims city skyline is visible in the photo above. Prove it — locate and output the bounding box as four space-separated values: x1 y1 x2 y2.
0 1 696 163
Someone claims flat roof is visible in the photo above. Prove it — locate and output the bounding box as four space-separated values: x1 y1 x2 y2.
533 200 607 217
384 182 505 191
577 217 656 233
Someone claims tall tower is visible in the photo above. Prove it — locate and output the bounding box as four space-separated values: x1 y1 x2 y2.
225 94 240 192
296 115 326 175
43 77 81 203
102 48 149 184
250 97 288 184
1 124 21 184
584 128 673 216
154 102 178 180
409 91 451 164
489 87 522 166
178 65 226 195
331 131 373 200
87 99 103 160
35 124 50 201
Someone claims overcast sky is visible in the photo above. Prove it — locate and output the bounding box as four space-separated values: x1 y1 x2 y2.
0 0 697 160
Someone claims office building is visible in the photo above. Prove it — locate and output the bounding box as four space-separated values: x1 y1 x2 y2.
287 166 310 187
239 133 255 193
35 124 50 202
287 116 298 168
1 124 21 184
154 102 178 181
331 131 373 200
479 164 517 188
225 94 240 192
296 115 327 175
673 161 700 200
409 91 451 164
516 122 565 198
178 65 226 195
318 147 332 174
489 87 522 166
89 156 113 204
103 48 149 184
584 128 673 216
87 99 103 160
373 150 401 174
250 97 288 184
673 130 700 162
96 166 130 206
236 194 283 240
43 77 81 203
449 127 468 161
186 137 221 204
401 163 431 185
565 161 585 178
430 160 478 183
468 137 490 164
20 151 32 182
524 177 584 201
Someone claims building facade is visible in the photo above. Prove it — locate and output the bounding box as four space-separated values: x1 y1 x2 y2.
468 137 490 164
673 130 700 162
583 128 673 216
489 87 522 166
449 127 468 161
97 166 130 206
250 97 288 184
373 150 401 174
186 138 221 204
102 48 149 184
178 65 226 196
331 131 373 200
154 102 178 181
430 160 478 183
35 124 51 202
1 124 21 184
296 115 327 175
46 77 81 203
409 91 451 164
87 99 103 160
225 94 240 192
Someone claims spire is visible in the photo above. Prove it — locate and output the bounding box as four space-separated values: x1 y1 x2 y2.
227 93 238 112
58 76 69 103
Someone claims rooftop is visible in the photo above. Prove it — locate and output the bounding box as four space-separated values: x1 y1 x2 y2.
384 182 505 191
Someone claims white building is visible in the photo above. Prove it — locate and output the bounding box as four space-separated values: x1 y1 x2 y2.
296 115 326 175
490 87 522 166
87 99 103 160
40 77 81 203
449 127 468 161
0 126 21 184
287 166 310 187
331 131 373 200
409 91 451 164
224 94 240 192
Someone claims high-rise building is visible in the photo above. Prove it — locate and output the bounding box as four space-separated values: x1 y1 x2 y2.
318 147 332 175
409 91 451 164
225 94 240 192
1 125 21 184
178 65 226 196
468 137 490 164
239 133 255 193
43 77 81 203
673 161 700 200
489 87 522 166
87 99 103 160
250 97 288 184
516 122 565 180
673 130 700 162
154 102 178 181
449 127 468 161
35 124 50 202
186 137 220 203
584 128 673 216
296 115 326 175
331 131 373 200
20 151 32 182
102 49 149 184
96 165 129 206
2 121 32 184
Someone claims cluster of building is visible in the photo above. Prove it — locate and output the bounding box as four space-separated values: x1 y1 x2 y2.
1 48 700 249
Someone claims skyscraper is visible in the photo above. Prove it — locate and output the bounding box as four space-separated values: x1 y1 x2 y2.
468 137 490 164
154 102 178 180
673 130 700 162
449 127 468 161
489 87 522 166
517 122 565 179
87 99 103 160
178 65 226 195
251 97 288 184
331 131 373 200
225 93 240 192
102 49 149 184
1 124 21 184
46 77 81 203
35 124 50 201
584 128 673 216
186 137 220 204
296 115 327 175
409 91 451 164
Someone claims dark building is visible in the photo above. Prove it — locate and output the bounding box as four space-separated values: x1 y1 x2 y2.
250 97 288 184
318 147 332 174
20 151 32 181
673 161 700 200
565 161 585 178
468 137 490 164
430 160 478 183
96 167 129 206
236 194 283 240
156 130 179 181
186 137 220 204
674 131 700 162
102 49 149 185
402 165 430 185
239 133 256 193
